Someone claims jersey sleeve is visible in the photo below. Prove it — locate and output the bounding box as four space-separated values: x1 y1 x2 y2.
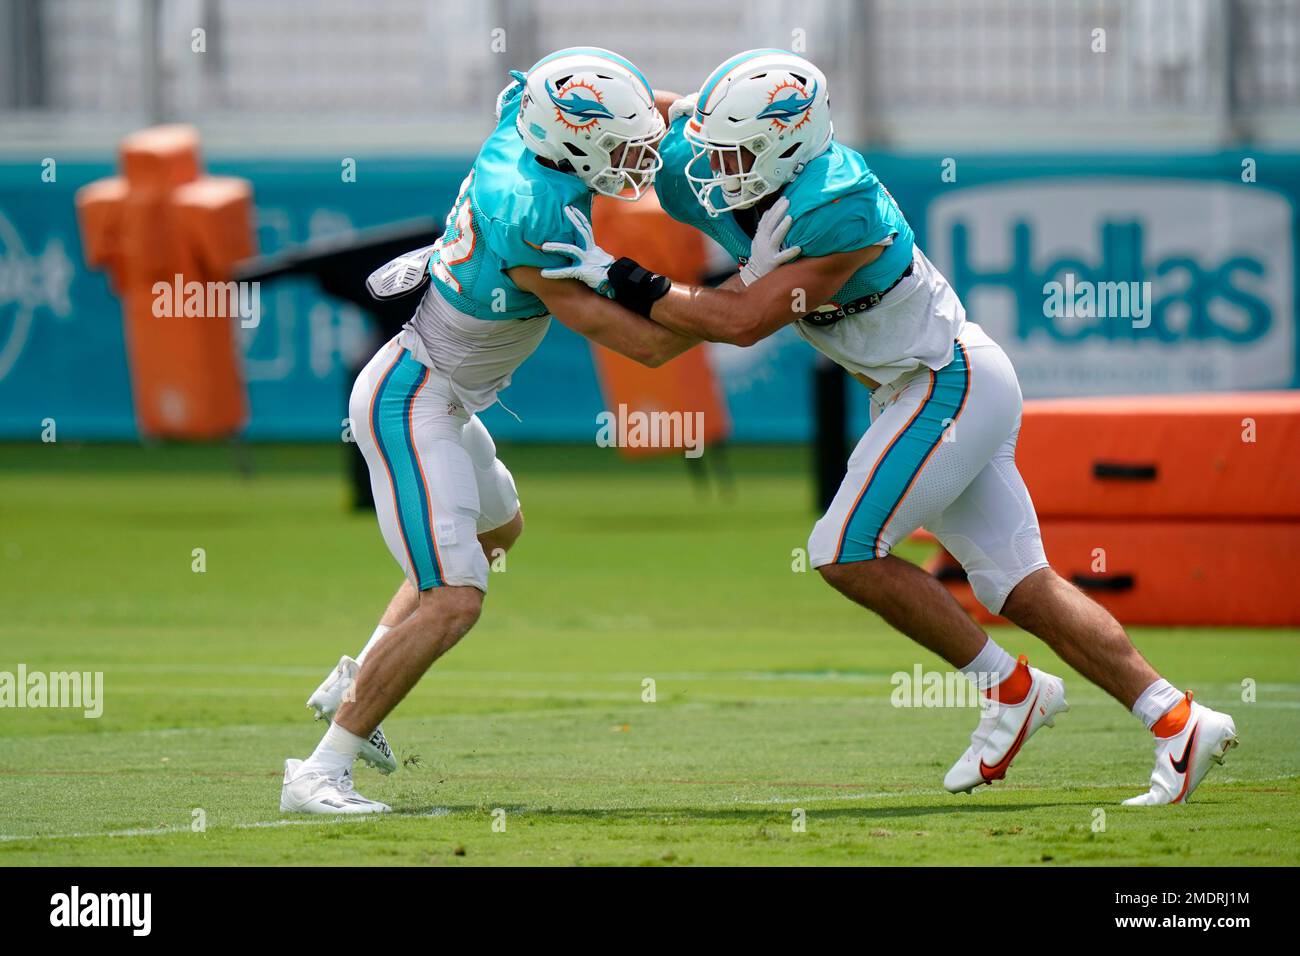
486 189 587 273
488 219 559 270
653 119 706 227
787 186 900 259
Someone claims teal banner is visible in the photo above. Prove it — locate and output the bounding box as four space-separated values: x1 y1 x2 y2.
1 150 1296 442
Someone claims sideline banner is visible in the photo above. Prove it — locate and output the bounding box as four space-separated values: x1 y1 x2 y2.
1 151 1296 442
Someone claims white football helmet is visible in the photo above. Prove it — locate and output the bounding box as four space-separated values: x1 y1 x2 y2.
684 50 833 216
516 47 665 201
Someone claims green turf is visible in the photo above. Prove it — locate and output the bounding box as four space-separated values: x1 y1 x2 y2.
0 442 1296 866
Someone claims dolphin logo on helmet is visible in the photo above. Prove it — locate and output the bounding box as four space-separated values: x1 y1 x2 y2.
756 80 818 123
547 84 616 123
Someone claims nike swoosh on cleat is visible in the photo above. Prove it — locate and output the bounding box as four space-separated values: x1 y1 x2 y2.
1169 724 1198 775
1166 724 1200 803
978 691 1039 782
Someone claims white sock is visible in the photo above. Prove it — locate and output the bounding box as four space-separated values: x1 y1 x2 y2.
356 623 392 664
304 722 365 775
1132 679 1184 730
959 636 1017 691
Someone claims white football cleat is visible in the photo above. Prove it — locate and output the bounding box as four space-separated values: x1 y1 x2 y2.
279 759 392 815
1122 693 1238 806
307 655 398 774
945 656 1069 794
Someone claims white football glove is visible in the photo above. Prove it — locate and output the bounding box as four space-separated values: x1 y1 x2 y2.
740 196 801 285
667 92 699 125
540 206 616 292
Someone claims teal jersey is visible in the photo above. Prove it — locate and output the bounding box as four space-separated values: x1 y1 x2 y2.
656 117 915 302
428 77 593 320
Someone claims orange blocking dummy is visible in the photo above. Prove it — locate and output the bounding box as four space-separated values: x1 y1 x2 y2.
589 189 730 457
76 125 256 439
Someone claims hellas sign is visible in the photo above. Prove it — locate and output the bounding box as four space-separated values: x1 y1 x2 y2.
926 179 1295 397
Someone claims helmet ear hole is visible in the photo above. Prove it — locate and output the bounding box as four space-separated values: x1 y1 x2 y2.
561 142 594 173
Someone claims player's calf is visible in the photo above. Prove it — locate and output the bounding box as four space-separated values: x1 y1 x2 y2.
1000 568 1239 804
1001 568 1159 708
284 587 483 814
818 557 989 668
306 656 397 774
334 586 483 738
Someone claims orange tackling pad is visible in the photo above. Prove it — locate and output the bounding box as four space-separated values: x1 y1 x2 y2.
927 521 1300 627
587 190 730 457
1016 392 1300 519
76 125 255 440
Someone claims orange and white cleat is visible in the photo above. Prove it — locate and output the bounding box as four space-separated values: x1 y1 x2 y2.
944 656 1068 794
1122 692 1238 806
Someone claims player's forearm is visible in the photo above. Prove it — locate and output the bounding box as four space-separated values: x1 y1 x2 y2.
650 283 779 348
509 266 698 367
556 291 699 368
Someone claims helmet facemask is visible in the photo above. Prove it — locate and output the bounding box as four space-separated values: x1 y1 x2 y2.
587 126 664 201
682 50 834 217
683 127 778 216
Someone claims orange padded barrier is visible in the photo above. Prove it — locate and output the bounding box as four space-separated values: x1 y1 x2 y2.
928 520 1300 627
77 125 255 439
587 189 730 457
916 391 1300 626
1016 392 1300 519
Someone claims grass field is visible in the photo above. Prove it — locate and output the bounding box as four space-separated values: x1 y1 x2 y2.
1 441 1297 866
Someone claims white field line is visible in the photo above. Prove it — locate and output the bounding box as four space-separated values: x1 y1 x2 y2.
0 813 455 845
0 816 399 844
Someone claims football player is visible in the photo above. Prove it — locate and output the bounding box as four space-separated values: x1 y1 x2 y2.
544 49 1238 806
281 48 701 813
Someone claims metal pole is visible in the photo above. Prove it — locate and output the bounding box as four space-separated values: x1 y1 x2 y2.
813 355 848 513
1 0 44 109
855 0 889 148
140 0 164 124
1221 0 1247 146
